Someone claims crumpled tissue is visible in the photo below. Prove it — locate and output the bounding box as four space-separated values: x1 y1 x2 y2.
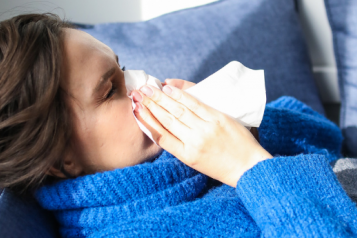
124 61 266 144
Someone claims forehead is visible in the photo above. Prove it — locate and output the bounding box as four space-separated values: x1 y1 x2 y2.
61 29 114 99
62 28 113 60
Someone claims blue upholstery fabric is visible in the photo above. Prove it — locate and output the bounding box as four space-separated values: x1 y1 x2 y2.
0 189 59 238
81 0 324 114
324 0 357 157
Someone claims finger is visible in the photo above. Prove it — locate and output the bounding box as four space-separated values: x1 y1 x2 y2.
162 85 218 122
137 86 204 129
134 102 184 154
165 79 185 89
135 90 195 142
165 79 196 90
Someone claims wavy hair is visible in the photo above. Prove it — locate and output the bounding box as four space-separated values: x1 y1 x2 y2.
0 13 74 195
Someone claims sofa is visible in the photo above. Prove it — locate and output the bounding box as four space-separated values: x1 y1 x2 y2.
1 0 356 237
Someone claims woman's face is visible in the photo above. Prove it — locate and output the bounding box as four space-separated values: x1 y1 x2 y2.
59 28 163 175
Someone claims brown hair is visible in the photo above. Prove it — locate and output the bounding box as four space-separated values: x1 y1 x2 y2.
0 13 74 196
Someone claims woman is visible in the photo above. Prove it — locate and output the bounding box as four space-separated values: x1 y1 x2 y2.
1 14 357 237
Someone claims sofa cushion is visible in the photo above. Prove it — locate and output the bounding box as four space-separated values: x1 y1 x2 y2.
324 0 357 156
81 0 324 113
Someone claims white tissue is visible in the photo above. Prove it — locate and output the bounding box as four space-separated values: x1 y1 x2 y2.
185 61 266 127
124 61 266 144
125 70 163 143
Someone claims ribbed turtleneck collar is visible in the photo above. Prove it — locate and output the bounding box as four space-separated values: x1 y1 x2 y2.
35 150 207 211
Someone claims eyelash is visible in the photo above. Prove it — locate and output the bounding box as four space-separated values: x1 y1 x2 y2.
105 84 117 100
104 65 125 100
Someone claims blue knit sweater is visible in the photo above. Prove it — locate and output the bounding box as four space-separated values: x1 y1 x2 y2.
35 97 357 237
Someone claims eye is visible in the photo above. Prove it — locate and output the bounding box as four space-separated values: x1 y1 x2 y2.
105 84 117 99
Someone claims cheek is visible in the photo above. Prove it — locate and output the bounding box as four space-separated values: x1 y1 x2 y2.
92 97 147 161
73 97 149 171
98 98 139 145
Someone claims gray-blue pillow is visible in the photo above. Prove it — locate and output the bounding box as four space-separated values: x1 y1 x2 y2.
325 0 357 156
0 189 58 238
81 0 323 114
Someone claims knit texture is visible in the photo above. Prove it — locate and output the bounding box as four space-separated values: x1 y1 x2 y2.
35 96 356 238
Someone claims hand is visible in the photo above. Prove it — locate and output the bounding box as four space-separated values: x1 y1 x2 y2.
131 84 272 187
163 79 260 141
161 78 196 90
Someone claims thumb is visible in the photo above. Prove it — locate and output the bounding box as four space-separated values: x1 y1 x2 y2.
165 79 196 90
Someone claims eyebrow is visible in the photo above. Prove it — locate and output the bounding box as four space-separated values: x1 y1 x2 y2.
93 67 116 95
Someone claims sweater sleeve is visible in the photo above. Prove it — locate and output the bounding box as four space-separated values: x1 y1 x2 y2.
235 154 357 237
259 97 343 161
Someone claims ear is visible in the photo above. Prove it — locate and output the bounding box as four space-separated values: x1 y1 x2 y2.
46 151 84 179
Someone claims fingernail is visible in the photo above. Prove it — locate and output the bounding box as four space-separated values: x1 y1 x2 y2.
163 85 172 95
134 102 143 113
132 91 142 102
140 86 153 97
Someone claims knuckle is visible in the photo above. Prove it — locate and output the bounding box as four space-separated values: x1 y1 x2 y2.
213 118 221 127
152 89 163 102
174 90 184 101
141 94 151 105
218 113 228 123
200 119 222 138
190 100 200 112
212 114 226 129
174 106 185 119
211 120 222 134
144 98 155 109
162 115 175 129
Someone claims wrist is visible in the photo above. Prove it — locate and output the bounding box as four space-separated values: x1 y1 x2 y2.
226 147 273 188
